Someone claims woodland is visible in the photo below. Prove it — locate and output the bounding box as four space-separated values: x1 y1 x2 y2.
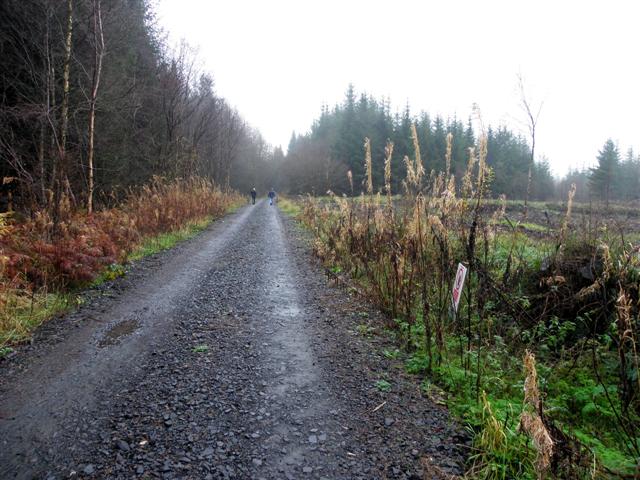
282 85 640 205
0 0 276 216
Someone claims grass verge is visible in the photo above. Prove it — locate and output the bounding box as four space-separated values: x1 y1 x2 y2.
128 216 215 261
0 292 77 350
278 197 302 217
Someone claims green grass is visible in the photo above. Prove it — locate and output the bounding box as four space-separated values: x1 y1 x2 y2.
0 346 14 358
0 292 76 347
624 232 640 244
492 232 551 271
228 198 247 212
401 329 638 476
128 216 214 261
375 379 392 392
356 323 374 336
91 263 127 286
277 197 302 216
192 344 209 353
383 348 400 359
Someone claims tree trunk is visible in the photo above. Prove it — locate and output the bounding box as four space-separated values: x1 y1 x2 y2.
38 119 46 205
54 0 73 226
523 115 535 220
40 4 53 207
87 0 104 214
60 0 73 172
518 74 541 221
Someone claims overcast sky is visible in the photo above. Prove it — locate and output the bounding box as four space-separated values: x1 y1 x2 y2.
156 0 639 176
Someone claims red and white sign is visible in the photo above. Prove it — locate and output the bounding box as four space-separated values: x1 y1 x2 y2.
451 263 468 312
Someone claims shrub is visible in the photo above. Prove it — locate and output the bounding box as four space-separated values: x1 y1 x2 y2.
0 177 239 345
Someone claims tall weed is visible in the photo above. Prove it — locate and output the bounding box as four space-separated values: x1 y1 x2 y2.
298 126 640 477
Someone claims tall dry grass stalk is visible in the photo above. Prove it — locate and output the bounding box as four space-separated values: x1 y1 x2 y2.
411 123 425 185
445 132 453 179
557 182 576 256
616 285 640 413
480 391 507 453
403 123 426 196
347 170 354 195
489 195 507 233
403 155 416 194
462 147 476 199
476 134 489 196
520 351 554 479
384 140 394 204
364 137 373 195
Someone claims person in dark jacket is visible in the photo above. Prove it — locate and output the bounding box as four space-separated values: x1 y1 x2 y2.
268 188 276 206
250 187 257 205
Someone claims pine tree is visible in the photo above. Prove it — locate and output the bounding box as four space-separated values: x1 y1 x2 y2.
589 139 620 208
619 147 640 200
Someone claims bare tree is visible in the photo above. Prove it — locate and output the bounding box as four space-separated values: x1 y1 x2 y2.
517 73 543 220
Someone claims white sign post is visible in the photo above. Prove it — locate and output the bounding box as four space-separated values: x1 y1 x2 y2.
451 263 468 313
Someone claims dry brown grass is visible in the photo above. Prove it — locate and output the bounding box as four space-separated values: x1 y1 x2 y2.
520 351 554 479
0 177 239 345
298 124 640 477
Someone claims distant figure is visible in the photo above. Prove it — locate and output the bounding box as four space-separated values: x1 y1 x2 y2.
268 188 276 206
250 187 257 205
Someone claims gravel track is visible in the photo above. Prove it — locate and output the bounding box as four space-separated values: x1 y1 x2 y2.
0 200 466 479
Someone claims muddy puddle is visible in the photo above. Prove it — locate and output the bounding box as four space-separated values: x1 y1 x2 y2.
98 319 140 347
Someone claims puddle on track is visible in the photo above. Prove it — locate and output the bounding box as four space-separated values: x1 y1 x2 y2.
98 319 140 347
274 304 300 317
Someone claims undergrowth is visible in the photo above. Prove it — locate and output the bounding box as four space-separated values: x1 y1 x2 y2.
295 126 640 478
0 177 240 347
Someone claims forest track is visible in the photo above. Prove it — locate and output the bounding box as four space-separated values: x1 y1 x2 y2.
0 200 466 479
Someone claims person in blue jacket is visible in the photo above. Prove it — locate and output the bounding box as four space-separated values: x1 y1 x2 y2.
268 188 276 205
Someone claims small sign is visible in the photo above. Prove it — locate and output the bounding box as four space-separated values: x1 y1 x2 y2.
451 263 468 312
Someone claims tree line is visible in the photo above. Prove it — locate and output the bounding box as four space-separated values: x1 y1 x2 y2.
558 140 640 206
280 85 639 203
0 0 277 215
280 84 554 199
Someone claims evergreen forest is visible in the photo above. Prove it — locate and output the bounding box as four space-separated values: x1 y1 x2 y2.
281 85 640 204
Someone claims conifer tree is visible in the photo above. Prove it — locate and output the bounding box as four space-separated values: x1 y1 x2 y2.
589 139 620 208
619 148 640 200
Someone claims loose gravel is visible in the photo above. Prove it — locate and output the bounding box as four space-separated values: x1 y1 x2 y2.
0 199 467 479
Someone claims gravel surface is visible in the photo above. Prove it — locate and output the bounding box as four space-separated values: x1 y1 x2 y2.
0 199 467 479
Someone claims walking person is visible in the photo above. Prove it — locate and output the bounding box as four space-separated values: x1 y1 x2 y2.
268 188 276 206
250 187 257 205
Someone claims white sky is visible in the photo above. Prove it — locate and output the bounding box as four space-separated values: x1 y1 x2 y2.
156 0 639 177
